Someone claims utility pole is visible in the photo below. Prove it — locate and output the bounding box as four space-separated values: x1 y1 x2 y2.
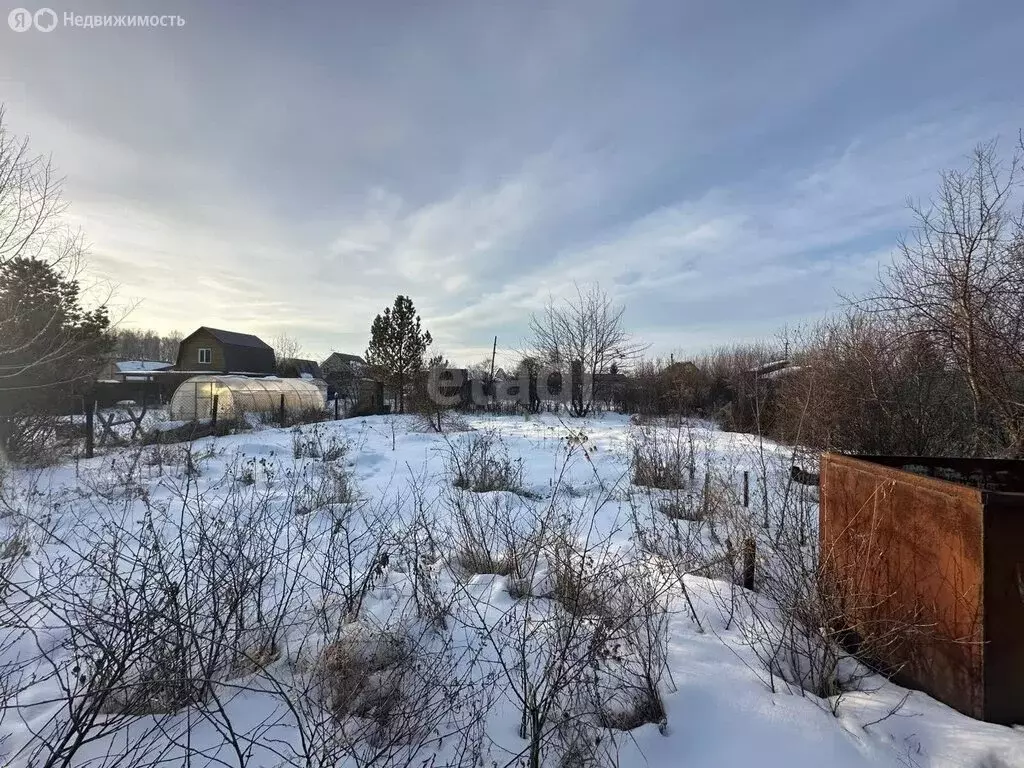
488 335 497 402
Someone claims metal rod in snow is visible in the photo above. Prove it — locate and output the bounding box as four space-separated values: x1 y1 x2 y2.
85 398 94 459
742 538 756 591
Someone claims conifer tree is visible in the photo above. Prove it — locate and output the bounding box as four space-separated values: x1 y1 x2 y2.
365 295 432 414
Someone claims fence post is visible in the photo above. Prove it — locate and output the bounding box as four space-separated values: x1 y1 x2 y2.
702 470 710 518
743 470 749 507
85 398 95 459
742 537 756 591
334 397 340 420
211 394 219 428
279 393 286 426
762 475 770 531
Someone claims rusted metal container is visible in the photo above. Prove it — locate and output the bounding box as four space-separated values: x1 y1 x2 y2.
820 453 1024 724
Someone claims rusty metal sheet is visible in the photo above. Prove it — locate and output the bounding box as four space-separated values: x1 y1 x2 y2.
820 453 986 719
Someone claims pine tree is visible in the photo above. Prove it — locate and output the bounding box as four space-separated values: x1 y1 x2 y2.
0 257 112 456
364 295 432 414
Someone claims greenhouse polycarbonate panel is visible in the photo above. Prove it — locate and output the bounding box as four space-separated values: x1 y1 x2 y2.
169 376 325 421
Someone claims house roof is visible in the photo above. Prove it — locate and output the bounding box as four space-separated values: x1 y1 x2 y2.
280 358 322 377
323 352 366 366
115 360 173 373
201 327 273 350
750 359 791 377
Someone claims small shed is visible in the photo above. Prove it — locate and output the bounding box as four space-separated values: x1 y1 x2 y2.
168 375 326 422
278 358 322 378
321 352 368 397
98 359 174 382
322 352 366 377
175 327 276 374
820 453 1024 724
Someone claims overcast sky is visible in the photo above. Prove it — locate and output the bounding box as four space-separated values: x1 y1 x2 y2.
2 0 1023 364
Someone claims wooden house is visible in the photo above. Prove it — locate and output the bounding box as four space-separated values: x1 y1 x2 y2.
175 327 276 375
321 352 366 377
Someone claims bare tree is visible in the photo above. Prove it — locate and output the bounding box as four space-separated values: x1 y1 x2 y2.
859 139 1024 456
0 106 72 268
273 332 304 363
529 283 647 417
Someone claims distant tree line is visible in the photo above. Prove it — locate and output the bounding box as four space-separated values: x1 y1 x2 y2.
112 328 182 363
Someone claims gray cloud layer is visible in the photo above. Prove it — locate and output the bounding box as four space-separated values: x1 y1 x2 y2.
2 0 1022 362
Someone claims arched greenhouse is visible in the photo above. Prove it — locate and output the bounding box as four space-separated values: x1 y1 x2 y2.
168 375 326 421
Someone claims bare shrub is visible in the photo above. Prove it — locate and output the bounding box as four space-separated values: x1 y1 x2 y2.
412 409 470 435
0 524 29 604
546 541 623 619
312 495 397 630
234 456 259 485
294 462 357 515
737 510 933 719
860 140 1024 457
446 431 530 496
141 441 185 472
444 490 543 579
295 601 488 768
590 568 672 733
439 478 671 768
293 424 348 461
318 624 412 720
0 448 332 766
0 414 66 466
408 360 473 434
0 528 29 563
630 424 695 490
772 312 973 456
289 405 330 428
761 141 1024 458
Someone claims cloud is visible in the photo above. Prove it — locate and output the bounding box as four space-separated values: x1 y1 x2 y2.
1 0 1022 362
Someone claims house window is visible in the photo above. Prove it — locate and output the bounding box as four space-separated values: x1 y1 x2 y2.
198 348 212 364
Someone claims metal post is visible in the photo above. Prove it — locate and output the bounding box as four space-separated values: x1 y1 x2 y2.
85 398 95 459
702 470 710 518
743 470 749 508
279 393 286 426
742 537 756 591
334 396 340 420
488 335 497 404
762 474 770 531
211 394 219 428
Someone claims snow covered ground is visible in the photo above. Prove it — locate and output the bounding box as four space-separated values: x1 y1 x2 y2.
0 412 1021 768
